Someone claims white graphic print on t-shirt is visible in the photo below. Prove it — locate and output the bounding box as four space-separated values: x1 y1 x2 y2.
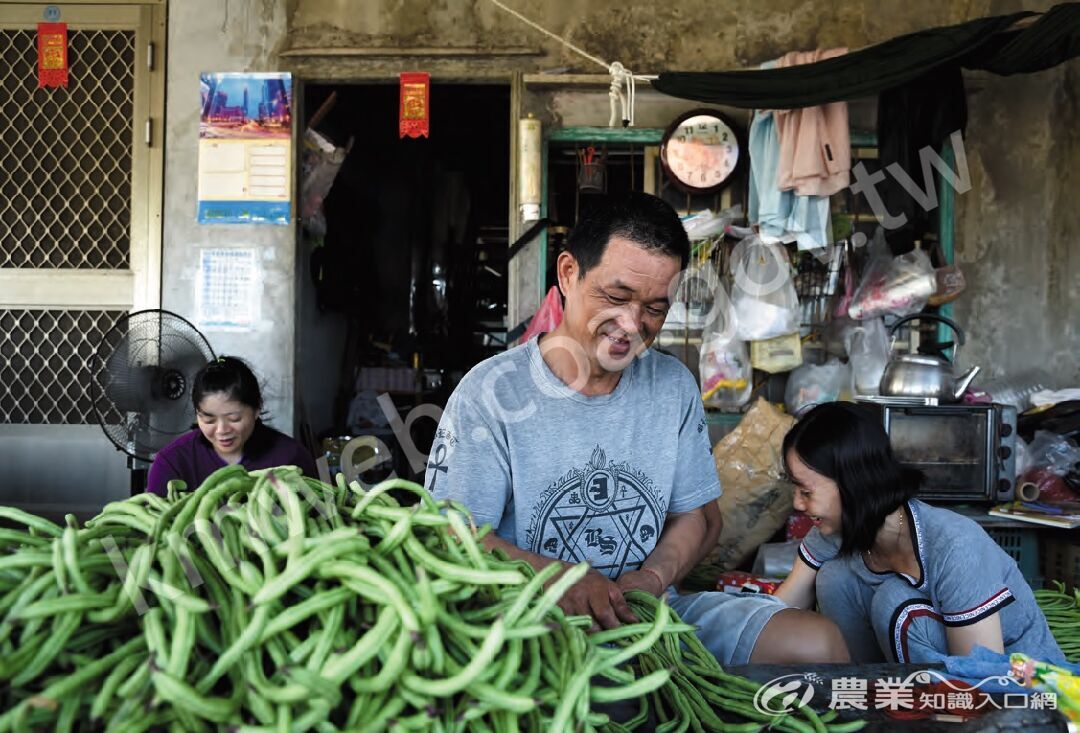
525 445 665 578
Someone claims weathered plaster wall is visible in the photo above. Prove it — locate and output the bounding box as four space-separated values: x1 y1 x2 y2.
161 0 1078 434
954 62 1080 384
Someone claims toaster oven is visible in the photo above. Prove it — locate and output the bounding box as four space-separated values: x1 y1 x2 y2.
859 400 1017 503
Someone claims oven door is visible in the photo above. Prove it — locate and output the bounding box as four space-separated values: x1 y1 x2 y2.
883 406 995 502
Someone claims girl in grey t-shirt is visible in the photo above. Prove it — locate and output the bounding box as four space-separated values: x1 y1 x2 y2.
775 402 1063 664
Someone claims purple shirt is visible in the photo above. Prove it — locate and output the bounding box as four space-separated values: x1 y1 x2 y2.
146 422 319 495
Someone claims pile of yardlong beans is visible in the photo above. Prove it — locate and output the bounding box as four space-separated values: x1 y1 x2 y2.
1036 582 1080 663
0 466 862 731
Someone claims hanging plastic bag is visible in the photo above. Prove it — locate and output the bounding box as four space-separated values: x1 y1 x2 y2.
784 359 851 416
700 336 752 410
682 204 743 241
730 235 800 341
842 316 890 395
517 285 564 344
847 228 935 320
698 277 752 409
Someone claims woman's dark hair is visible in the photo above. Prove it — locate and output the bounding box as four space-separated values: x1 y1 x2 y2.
566 192 690 278
782 401 922 556
192 356 263 413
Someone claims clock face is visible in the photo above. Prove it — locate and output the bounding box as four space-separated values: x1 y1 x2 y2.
661 111 740 193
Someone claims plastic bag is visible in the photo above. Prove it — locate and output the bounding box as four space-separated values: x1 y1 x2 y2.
842 316 890 395
700 336 752 410
517 285 564 344
1016 431 1080 503
705 399 796 571
784 359 851 416
730 235 800 341
1026 431 1080 476
700 331 751 411
681 204 742 241
698 278 752 409
847 228 935 320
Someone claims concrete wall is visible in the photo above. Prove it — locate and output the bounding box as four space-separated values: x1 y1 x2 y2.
158 0 1079 438
953 63 1080 385
162 0 296 430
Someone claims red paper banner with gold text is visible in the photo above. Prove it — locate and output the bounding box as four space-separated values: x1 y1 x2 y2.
399 72 429 138
37 22 69 89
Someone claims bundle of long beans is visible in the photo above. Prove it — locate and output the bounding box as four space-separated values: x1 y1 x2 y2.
1036 582 1080 663
0 466 862 732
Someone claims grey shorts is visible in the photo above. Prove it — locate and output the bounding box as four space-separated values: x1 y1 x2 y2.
667 590 788 666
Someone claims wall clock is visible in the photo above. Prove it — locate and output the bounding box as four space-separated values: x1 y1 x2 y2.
660 109 742 194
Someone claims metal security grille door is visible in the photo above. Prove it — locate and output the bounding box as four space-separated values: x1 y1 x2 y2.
0 3 164 512
1 26 134 270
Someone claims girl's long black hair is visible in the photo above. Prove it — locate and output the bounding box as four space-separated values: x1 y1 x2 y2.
782 401 922 556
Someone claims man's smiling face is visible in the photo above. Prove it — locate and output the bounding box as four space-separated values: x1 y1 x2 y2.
558 236 681 374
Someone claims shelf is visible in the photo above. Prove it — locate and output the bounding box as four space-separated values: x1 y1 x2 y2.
546 127 665 144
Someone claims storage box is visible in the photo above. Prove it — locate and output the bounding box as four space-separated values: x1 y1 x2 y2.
986 527 1042 589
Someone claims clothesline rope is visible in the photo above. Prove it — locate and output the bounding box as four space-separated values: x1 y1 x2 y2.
486 0 653 126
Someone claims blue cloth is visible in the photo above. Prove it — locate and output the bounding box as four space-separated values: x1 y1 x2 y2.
939 646 1080 694
747 64 832 251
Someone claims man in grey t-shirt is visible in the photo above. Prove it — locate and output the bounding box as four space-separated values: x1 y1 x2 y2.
425 193 848 666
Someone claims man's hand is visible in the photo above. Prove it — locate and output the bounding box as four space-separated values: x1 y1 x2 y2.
616 568 666 597
554 568 638 630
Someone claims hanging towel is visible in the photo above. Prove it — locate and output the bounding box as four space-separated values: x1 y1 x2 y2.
774 48 851 197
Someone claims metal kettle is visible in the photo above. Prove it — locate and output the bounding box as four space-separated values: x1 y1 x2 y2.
879 314 981 402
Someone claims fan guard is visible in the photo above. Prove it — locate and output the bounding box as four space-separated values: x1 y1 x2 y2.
91 309 216 461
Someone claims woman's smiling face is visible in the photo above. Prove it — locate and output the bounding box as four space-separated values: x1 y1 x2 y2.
787 448 844 535
196 392 257 462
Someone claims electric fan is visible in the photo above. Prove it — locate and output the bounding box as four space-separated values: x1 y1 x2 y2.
90 309 216 492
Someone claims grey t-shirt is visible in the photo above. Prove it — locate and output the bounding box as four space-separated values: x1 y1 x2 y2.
425 336 721 579
799 499 1063 661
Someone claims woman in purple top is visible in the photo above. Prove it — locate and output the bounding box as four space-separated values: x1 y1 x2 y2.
146 356 319 495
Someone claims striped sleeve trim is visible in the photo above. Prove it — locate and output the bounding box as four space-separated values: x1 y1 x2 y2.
798 542 823 570
941 588 1015 627
890 600 943 663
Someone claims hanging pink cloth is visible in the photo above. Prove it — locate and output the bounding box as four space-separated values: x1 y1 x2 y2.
518 285 564 344
774 48 851 197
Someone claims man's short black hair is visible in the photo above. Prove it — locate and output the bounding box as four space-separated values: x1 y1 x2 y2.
566 192 690 278
782 401 922 557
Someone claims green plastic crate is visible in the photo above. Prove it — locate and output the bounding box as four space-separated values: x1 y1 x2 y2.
987 527 1042 589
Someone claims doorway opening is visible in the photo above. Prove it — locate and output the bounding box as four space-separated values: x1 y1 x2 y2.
297 83 509 484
